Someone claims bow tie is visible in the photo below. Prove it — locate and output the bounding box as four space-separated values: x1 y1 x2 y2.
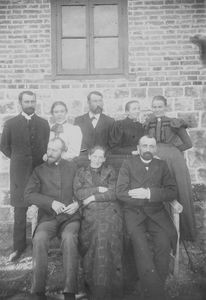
141 161 151 167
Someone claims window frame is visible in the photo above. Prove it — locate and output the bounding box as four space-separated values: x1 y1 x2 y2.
51 0 128 79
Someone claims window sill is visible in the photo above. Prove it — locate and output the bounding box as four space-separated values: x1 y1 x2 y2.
44 73 136 81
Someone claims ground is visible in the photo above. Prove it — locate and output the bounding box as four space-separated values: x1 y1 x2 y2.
0 227 206 300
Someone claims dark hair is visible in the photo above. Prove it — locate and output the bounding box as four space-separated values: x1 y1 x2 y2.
152 95 167 106
87 91 103 102
18 91 36 103
139 135 156 145
49 137 67 152
50 101 68 114
125 100 139 112
88 145 106 157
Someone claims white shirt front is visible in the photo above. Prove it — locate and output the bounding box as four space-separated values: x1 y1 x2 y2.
49 122 82 160
89 112 100 128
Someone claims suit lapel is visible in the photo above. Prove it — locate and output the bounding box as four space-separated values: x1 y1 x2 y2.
85 113 94 130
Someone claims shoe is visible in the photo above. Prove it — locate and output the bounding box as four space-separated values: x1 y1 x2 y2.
8 250 23 262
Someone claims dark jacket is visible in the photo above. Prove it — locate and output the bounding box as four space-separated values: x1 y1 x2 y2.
0 114 50 207
109 117 145 154
24 159 80 229
116 155 177 250
74 113 114 153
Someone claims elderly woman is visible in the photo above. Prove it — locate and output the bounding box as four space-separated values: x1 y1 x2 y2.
49 101 82 160
73 146 123 300
144 95 196 242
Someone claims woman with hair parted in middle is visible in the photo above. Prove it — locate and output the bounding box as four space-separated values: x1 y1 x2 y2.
144 95 196 242
49 101 82 160
73 145 123 300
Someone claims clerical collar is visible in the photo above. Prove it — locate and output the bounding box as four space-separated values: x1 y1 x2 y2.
89 112 100 119
140 157 152 164
22 111 34 120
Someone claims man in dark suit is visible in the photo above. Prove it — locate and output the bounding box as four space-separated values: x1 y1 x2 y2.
24 138 80 300
116 135 177 300
74 91 114 154
0 90 50 261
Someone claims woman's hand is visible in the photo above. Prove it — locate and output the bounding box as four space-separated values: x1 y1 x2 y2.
83 195 95 206
98 186 108 193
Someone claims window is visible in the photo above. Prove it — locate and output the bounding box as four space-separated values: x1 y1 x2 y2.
51 0 128 78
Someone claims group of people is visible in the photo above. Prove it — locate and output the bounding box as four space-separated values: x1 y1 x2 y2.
0 90 196 300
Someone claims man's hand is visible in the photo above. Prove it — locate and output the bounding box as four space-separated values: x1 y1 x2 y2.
52 200 65 214
128 188 150 199
63 202 79 215
83 195 95 206
98 186 108 193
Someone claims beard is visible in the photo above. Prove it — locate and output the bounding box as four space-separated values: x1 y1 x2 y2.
93 106 103 114
141 151 153 161
23 107 35 115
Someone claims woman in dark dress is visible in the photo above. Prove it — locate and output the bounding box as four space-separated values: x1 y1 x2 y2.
110 100 145 155
73 146 123 300
144 95 196 241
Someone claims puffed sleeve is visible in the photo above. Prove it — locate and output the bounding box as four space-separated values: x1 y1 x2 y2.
170 118 192 151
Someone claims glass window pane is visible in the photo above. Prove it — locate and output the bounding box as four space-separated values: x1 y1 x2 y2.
62 6 86 37
62 39 86 70
94 5 118 36
94 38 119 69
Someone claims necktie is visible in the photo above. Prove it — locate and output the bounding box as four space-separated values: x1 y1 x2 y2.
90 116 97 128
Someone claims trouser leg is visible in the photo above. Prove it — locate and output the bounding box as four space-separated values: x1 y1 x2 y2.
32 220 57 293
148 218 171 282
126 217 166 300
61 221 80 294
13 207 28 252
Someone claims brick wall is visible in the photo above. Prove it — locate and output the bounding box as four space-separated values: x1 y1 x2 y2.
0 0 206 225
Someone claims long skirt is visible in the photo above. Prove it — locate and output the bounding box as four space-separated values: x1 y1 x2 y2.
80 201 123 300
156 143 196 241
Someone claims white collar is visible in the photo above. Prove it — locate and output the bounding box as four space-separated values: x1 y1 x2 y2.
89 112 100 120
140 156 152 164
22 112 34 120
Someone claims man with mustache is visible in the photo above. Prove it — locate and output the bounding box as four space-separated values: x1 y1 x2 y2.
74 91 114 155
116 135 177 300
0 90 50 261
24 138 80 300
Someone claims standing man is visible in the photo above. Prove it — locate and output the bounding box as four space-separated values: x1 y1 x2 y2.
24 138 80 300
0 90 50 261
74 91 114 154
116 135 177 300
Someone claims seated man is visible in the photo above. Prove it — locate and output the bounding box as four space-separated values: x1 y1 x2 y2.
24 138 80 300
116 135 177 300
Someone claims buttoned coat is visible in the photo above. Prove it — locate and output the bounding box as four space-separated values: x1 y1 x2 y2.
24 159 80 229
0 114 50 207
116 155 178 251
74 113 114 152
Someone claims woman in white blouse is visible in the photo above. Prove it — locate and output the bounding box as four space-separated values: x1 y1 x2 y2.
49 101 82 160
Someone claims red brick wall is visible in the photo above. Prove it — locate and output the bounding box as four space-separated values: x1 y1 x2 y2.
0 0 205 221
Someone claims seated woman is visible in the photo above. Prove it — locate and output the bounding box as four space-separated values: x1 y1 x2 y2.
109 100 145 155
144 95 196 241
73 146 123 300
49 101 82 160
